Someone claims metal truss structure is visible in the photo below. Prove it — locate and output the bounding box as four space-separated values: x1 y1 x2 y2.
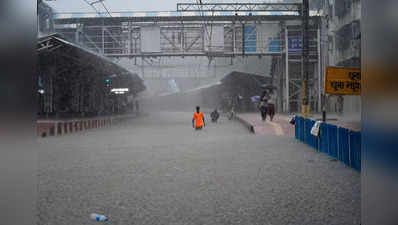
177 3 302 13
56 21 285 58
301 0 310 116
281 24 321 113
52 2 302 58
52 6 321 113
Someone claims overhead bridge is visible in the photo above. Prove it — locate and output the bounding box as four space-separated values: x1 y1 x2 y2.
54 11 300 23
176 3 302 13
53 11 306 58
52 3 322 113
54 2 301 23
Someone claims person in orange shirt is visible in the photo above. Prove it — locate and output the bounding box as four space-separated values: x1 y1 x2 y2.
192 106 205 130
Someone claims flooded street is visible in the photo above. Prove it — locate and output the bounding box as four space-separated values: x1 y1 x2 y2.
38 112 360 225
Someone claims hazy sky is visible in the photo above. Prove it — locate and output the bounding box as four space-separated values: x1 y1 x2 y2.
46 0 269 13
47 0 182 12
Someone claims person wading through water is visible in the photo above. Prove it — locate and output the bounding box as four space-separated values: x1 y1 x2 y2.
211 108 220 123
192 106 205 130
259 91 269 121
268 90 277 121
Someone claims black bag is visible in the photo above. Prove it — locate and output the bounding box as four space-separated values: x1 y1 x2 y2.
289 116 296 125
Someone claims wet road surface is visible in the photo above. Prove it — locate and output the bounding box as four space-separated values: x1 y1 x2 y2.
38 112 360 225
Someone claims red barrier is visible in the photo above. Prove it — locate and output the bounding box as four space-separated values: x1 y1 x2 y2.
64 123 68 134
36 124 41 136
37 122 52 137
49 124 55 136
38 115 131 137
57 123 63 135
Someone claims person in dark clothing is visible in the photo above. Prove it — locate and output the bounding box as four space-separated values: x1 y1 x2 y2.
259 91 269 121
135 100 140 114
267 90 277 121
211 108 220 123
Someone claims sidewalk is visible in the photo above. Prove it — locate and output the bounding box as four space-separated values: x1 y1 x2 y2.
308 114 361 131
236 112 360 136
236 113 295 137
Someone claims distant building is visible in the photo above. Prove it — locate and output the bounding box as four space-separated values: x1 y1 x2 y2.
322 0 361 116
328 0 361 67
37 0 55 36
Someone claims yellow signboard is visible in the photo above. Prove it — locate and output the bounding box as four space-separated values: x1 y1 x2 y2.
325 66 361 95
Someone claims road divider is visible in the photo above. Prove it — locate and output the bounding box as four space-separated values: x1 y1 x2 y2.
235 115 255 133
235 113 294 136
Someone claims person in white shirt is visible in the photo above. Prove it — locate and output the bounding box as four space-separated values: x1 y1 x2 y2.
267 90 277 121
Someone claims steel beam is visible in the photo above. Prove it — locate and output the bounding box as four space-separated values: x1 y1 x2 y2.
177 3 301 13
103 27 122 46
285 27 289 112
185 34 202 51
54 15 301 24
301 0 310 116
317 28 321 113
104 52 282 58
160 30 180 50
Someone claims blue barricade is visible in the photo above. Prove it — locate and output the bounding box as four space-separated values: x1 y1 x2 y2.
338 127 350 166
312 121 319 149
296 116 303 141
304 118 311 145
320 122 328 153
295 116 299 139
306 119 318 149
328 124 338 158
349 131 361 171
299 117 305 142
294 116 361 172
295 116 319 150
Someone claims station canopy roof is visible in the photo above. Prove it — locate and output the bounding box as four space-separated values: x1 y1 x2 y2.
220 71 272 87
37 33 145 93
183 71 272 94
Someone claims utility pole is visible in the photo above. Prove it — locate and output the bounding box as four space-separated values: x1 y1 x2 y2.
301 0 310 117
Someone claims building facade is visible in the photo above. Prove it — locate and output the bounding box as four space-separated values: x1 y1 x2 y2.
37 0 54 36
323 0 361 116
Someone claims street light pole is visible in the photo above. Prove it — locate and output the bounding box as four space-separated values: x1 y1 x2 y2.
302 0 310 117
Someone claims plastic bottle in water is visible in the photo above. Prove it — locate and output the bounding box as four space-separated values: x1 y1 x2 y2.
90 213 109 222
